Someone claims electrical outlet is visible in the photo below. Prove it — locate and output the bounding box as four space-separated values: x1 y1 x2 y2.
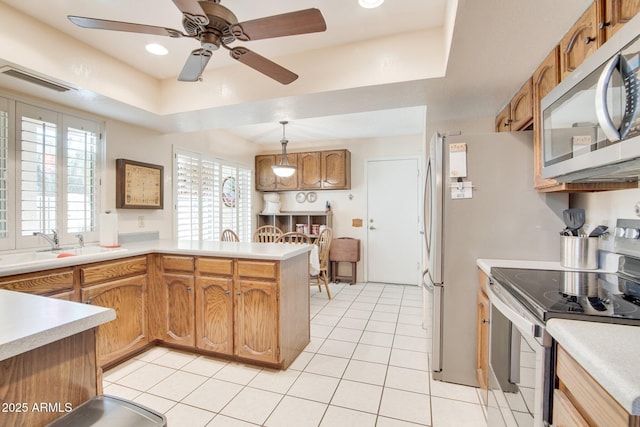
138 215 145 228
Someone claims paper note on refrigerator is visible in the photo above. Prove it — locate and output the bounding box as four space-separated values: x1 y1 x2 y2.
449 143 467 178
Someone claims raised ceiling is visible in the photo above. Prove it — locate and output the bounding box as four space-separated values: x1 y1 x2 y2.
0 0 593 144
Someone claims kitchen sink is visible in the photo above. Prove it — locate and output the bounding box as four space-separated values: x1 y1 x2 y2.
0 251 60 264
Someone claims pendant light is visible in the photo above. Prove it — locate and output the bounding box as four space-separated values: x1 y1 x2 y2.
271 121 297 178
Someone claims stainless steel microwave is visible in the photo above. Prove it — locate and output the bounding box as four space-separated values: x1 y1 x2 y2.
541 13 640 183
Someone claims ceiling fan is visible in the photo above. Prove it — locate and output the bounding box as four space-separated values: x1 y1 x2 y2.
68 0 327 84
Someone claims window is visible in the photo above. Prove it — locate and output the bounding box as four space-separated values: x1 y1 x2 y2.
0 100 102 250
174 148 252 242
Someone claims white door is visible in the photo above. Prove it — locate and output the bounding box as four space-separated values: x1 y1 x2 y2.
366 158 421 285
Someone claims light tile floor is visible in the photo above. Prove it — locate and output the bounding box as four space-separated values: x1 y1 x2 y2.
103 281 487 427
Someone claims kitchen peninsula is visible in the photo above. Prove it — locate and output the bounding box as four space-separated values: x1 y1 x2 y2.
0 290 115 426
0 241 312 375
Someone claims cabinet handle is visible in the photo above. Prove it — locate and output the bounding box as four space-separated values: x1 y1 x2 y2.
599 21 611 29
584 36 596 45
237 292 241 296
481 319 490 324
85 299 92 305
187 287 193 291
225 290 231 295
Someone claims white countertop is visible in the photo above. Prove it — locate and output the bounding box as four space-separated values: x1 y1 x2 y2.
0 240 312 277
477 251 621 276
547 319 640 415
0 289 115 361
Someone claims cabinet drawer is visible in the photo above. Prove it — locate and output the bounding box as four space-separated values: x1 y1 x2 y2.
0 269 74 295
553 388 589 427
162 255 195 273
237 260 277 279
80 256 147 285
197 257 234 276
556 345 631 426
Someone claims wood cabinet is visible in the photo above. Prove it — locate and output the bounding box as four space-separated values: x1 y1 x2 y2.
476 269 490 408
553 345 640 426
496 79 534 132
495 104 512 132
256 149 350 191
560 2 602 79
603 0 640 40
0 267 74 298
80 256 149 367
235 277 279 364
255 154 299 191
195 257 234 354
160 255 195 347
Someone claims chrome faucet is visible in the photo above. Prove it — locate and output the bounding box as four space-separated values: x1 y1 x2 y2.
33 229 59 250
75 233 85 247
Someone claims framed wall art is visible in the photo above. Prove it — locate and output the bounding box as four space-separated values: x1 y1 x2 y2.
116 158 164 209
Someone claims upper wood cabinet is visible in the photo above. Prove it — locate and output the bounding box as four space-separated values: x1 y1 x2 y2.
322 150 352 189
298 151 322 189
255 154 298 191
560 2 602 79
495 79 533 132
495 104 512 132
603 0 640 39
256 149 351 191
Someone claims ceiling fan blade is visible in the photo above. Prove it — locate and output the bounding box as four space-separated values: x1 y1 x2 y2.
229 47 298 85
68 16 186 38
230 8 326 41
178 49 212 82
171 0 209 26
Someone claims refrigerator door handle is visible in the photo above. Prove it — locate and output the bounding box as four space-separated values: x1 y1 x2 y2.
431 283 443 373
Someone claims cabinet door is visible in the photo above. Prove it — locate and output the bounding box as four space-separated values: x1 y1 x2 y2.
553 389 590 427
255 155 277 191
322 150 351 189
82 275 148 366
196 276 234 354
560 2 601 79
162 273 195 346
533 47 562 189
234 279 279 364
604 0 640 39
476 290 490 406
298 151 322 189
495 104 511 132
276 153 299 190
510 78 533 131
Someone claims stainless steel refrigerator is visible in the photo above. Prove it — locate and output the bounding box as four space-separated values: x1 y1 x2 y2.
423 131 567 386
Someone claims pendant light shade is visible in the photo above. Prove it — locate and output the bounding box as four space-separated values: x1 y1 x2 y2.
272 121 297 178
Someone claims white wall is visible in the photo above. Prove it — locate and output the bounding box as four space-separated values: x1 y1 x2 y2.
258 134 423 282
571 189 640 231
104 121 262 239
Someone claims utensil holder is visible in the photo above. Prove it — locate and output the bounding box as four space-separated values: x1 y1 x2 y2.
560 236 598 269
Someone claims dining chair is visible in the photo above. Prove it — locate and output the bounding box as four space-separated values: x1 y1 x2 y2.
221 229 240 242
253 225 283 242
275 232 311 244
311 228 332 299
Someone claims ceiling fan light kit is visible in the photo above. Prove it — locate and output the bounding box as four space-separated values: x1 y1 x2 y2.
67 0 327 84
359 0 384 8
272 121 297 178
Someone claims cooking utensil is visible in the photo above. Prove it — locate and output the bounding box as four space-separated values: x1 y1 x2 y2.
588 225 609 237
563 208 586 235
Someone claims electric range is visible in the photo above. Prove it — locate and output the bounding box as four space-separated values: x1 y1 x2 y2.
489 267 640 326
490 218 640 327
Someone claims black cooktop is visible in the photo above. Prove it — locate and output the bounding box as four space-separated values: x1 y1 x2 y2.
490 267 640 326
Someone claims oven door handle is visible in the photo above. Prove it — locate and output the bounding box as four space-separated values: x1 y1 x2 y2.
487 282 541 339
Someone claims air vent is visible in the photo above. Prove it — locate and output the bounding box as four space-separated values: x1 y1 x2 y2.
0 67 72 92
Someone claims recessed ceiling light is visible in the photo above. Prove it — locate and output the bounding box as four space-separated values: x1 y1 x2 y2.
145 43 168 56
359 0 384 8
